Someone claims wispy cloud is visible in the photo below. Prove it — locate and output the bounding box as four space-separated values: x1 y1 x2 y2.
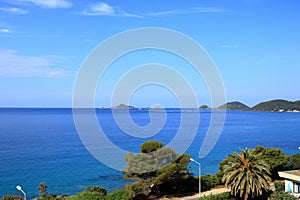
146 7 226 17
146 10 185 17
7 0 72 8
81 2 141 17
193 7 226 13
0 7 28 14
80 2 224 18
0 29 10 33
0 50 74 77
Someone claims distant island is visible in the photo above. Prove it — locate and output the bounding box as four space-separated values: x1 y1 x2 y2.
108 99 300 112
252 99 300 112
217 101 250 110
110 104 136 109
199 99 300 112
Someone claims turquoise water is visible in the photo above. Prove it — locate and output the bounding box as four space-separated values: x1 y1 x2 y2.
0 108 299 199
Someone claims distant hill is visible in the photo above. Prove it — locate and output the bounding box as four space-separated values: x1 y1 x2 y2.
217 101 250 110
108 100 300 112
294 100 300 106
252 99 300 112
111 104 135 109
199 105 210 110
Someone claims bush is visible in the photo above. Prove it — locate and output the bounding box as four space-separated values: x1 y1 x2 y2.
269 191 297 200
201 174 221 191
66 186 107 200
37 194 68 200
274 181 285 192
1 195 23 200
106 189 132 200
67 191 106 200
85 186 107 196
199 192 236 200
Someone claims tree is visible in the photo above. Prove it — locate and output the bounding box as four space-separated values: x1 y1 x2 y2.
38 182 48 197
289 153 300 169
140 140 163 153
221 148 271 200
253 146 289 179
122 140 192 198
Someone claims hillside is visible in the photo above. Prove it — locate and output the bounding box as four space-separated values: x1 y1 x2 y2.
252 99 300 112
217 101 250 110
294 100 300 106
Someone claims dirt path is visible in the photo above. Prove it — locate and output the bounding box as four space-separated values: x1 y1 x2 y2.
159 186 230 200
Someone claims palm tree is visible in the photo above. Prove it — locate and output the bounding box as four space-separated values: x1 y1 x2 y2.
221 148 271 200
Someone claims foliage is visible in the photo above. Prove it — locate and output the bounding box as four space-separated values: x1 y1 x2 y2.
38 182 48 197
67 191 105 200
37 194 68 200
106 189 132 200
140 140 163 153
156 176 197 195
274 181 285 192
201 174 221 191
288 153 300 169
85 186 107 196
221 148 271 200
1 195 23 200
123 142 180 179
269 191 298 200
122 140 192 198
253 146 290 179
66 186 108 200
123 181 151 199
199 192 236 200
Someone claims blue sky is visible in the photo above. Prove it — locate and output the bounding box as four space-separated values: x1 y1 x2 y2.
0 0 299 107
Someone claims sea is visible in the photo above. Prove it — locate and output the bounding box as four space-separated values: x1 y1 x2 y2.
0 108 299 199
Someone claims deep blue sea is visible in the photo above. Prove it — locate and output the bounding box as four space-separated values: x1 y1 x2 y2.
0 108 300 199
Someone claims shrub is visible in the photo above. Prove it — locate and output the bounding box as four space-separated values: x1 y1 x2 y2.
106 189 132 200
85 186 107 196
274 181 285 192
201 174 221 191
1 195 23 200
67 191 106 200
66 186 107 200
269 191 297 200
37 194 68 200
199 192 236 200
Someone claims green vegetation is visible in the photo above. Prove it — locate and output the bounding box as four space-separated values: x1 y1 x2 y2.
201 174 221 191
288 153 300 169
2 142 300 200
199 192 236 200
0 195 23 200
274 181 285 192
253 146 290 180
269 191 298 200
199 191 298 200
221 148 271 200
105 189 132 200
252 99 300 112
122 140 194 198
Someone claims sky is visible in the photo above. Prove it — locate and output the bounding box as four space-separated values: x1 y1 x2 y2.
0 0 299 108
